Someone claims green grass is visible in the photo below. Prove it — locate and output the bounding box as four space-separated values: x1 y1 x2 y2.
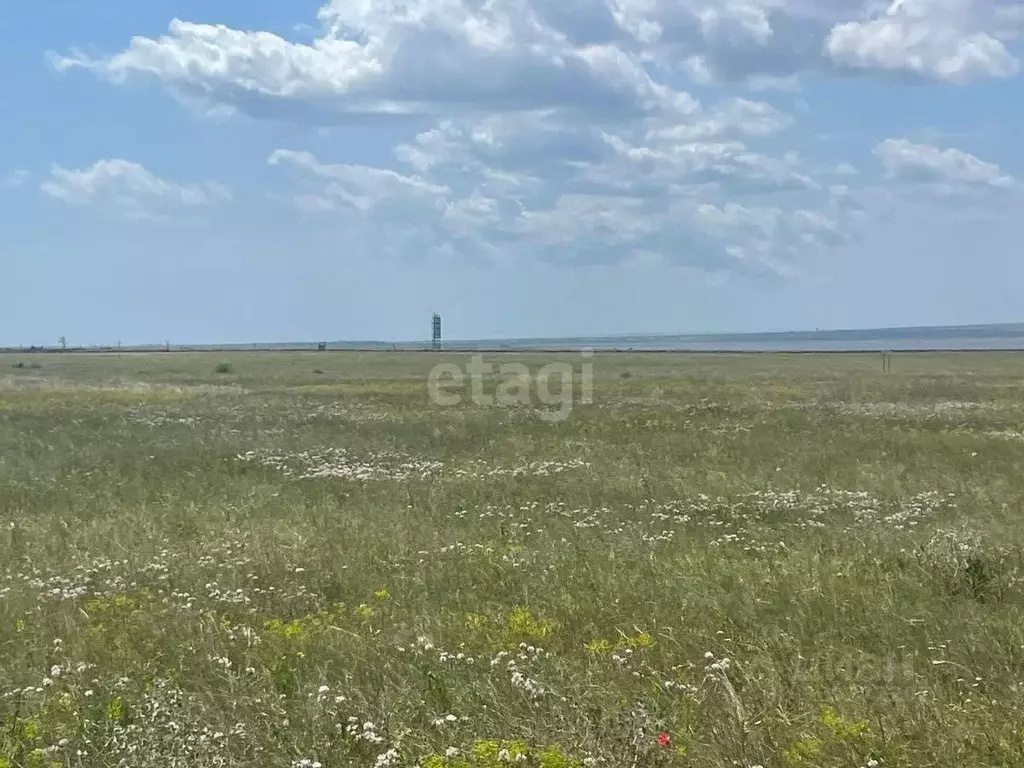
2 351 1024 767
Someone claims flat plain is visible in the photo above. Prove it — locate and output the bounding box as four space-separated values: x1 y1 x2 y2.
2 350 1024 768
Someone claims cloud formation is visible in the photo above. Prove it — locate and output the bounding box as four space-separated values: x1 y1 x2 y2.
41 159 231 220
874 138 1016 191
50 0 1024 122
267 115 850 276
827 0 1020 83
42 0 1024 273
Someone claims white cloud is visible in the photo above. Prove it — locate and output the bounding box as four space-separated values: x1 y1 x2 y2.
826 0 1020 83
606 0 1022 84
267 148 507 248
48 10 694 121
41 159 231 219
691 200 846 272
43 0 1021 275
874 138 1016 191
267 106 847 275
48 0 1023 129
591 133 818 197
389 101 809 197
645 98 792 141
268 149 449 213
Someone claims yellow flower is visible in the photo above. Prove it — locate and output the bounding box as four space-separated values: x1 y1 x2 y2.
506 607 554 639
626 631 653 648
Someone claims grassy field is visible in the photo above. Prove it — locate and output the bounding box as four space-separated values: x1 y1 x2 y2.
3 350 1024 768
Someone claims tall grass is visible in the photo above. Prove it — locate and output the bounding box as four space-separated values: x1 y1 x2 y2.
1 351 1024 767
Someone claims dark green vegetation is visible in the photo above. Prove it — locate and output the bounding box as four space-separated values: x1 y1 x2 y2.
2 351 1024 767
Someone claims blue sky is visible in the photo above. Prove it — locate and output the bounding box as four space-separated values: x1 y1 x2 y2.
3 0 1024 345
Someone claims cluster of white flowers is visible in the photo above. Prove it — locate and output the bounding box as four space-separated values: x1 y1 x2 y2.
345 717 385 745
509 667 547 699
497 749 529 762
662 680 699 695
225 623 261 647
236 448 443 482
611 648 634 666
430 713 469 728
794 399 997 422
204 584 252 605
438 650 476 665
414 487 958 556
704 651 731 674
311 684 347 705
298 401 389 424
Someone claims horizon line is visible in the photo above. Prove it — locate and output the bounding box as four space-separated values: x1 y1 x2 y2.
4 319 1024 351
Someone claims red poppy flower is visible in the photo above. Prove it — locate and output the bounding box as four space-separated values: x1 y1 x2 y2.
657 732 671 748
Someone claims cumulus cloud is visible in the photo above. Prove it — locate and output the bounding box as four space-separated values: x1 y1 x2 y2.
43 0 1021 274
594 133 818 196
41 159 231 219
48 0 1022 127
827 0 1020 83
267 108 849 275
48 10 694 121
645 98 793 141
394 102 810 200
874 138 1016 192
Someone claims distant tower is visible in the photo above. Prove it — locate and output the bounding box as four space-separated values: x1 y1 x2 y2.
432 313 442 350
